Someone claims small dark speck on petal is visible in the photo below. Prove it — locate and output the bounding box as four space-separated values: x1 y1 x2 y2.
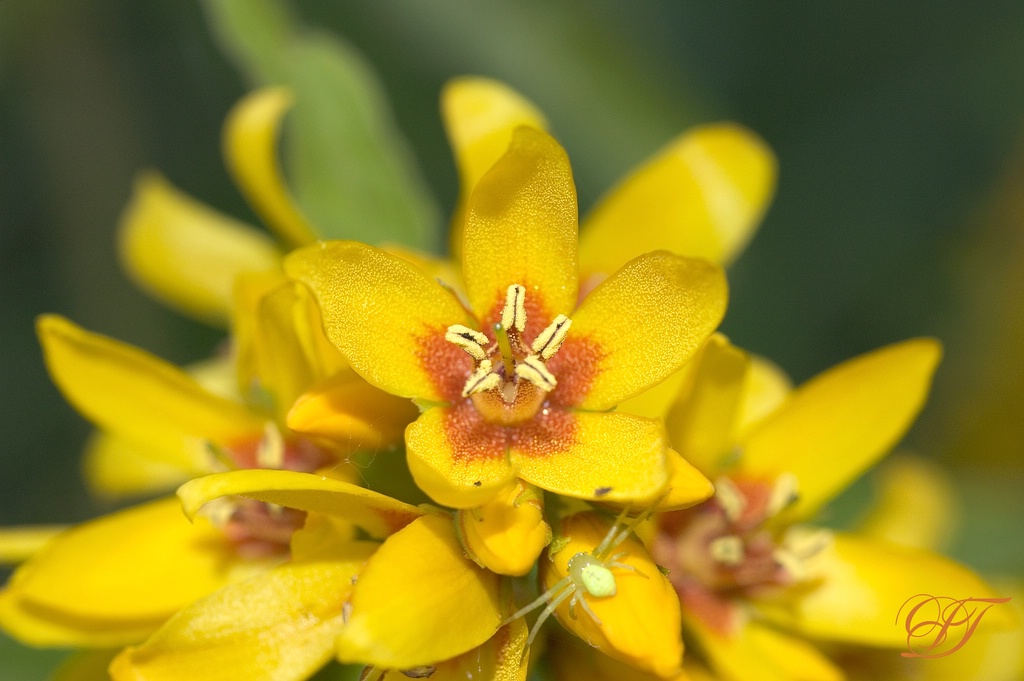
473 480 482 487
594 486 612 497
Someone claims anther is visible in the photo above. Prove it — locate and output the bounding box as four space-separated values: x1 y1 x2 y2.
531 314 572 359
771 547 806 581
445 324 490 361
709 535 745 566
501 284 527 333
714 477 746 523
516 355 557 392
783 526 832 559
256 421 285 468
462 360 502 397
766 472 800 516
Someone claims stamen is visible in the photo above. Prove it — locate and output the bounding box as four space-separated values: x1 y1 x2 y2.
493 323 516 376
462 360 501 397
714 477 746 522
197 497 237 527
516 355 557 392
772 547 806 581
445 324 490 361
501 284 527 333
709 535 745 566
531 314 572 359
766 472 800 516
783 527 832 559
256 421 285 469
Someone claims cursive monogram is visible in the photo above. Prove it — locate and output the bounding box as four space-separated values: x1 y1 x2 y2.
897 593 1012 658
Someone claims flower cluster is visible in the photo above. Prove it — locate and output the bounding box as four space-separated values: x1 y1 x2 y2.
0 77 1014 681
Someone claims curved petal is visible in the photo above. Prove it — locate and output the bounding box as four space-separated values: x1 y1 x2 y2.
83 431 206 499
336 514 502 668
441 77 548 262
457 481 550 576
579 123 776 278
541 512 683 679
110 546 373 681
380 620 529 681
655 448 716 511
287 373 419 454
0 593 160 648
285 241 473 402
223 87 318 247
0 498 251 646
753 533 1016 648
405 404 516 509
462 126 578 322
682 611 842 681
178 469 423 538
117 172 282 325
734 354 792 437
0 526 65 565
513 411 669 505
570 252 728 410
738 339 942 519
37 315 264 446
664 335 750 477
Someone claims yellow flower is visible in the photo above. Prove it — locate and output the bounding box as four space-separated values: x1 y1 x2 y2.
286 125 727 512
642 336 1015 681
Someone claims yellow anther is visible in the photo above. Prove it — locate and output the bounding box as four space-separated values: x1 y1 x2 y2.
462 360 502 397
771 547 806 581
515 355 557 392
197 497 238 527
531 314 572 360
445 324 490 362
713 477 746 522
783 526 832 559
256 421 285 469
709 535 745 566
501 284 527 333
766 472 800 516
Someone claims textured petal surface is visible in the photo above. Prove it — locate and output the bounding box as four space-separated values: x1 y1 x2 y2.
683 611 842 681
738 338 942 518
441 77 547 261
38 315 263 446
405 405 516 509
110 546 373 681
665 335 750 477
118 172 281 325
462 126 578 322
542 512 683 679
178 469 423 538
754 532 1015 648
571 252 728 410
223 87 318 247
0 499 248 646
336 514 502 668
513 411 670 505
579 123 776 277
457 481 549 576
285 241 472 402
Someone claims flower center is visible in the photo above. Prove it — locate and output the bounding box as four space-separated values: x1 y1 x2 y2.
446 284 571 425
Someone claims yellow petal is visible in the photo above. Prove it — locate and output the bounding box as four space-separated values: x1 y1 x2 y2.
117 172 281 325
549 633 696 681
285 241 473 402
441 77 548 262
178 469 423 538
513 411 670 505
664 335 750 477
380 620 529 681
457 481 550 576
682 610 842 681
0 498 246 646
617 366 692 420
83 430 207 499
37 315 264 446
405 405 517 509
857 455 958 552
754 532 1016 648
738 339 942 518
734 353 792 437
382 242 461 292
0 591 159 648
337 514 502 668
462 126 578 322
110 546 373 681
222 87 318 247
579 123 776 278
0 526 65 565
287 372 418 455
570 252 728 411
541 512 683 679
655 448 716 511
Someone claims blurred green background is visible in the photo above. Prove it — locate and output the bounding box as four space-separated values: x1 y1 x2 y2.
2 1 1023 677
